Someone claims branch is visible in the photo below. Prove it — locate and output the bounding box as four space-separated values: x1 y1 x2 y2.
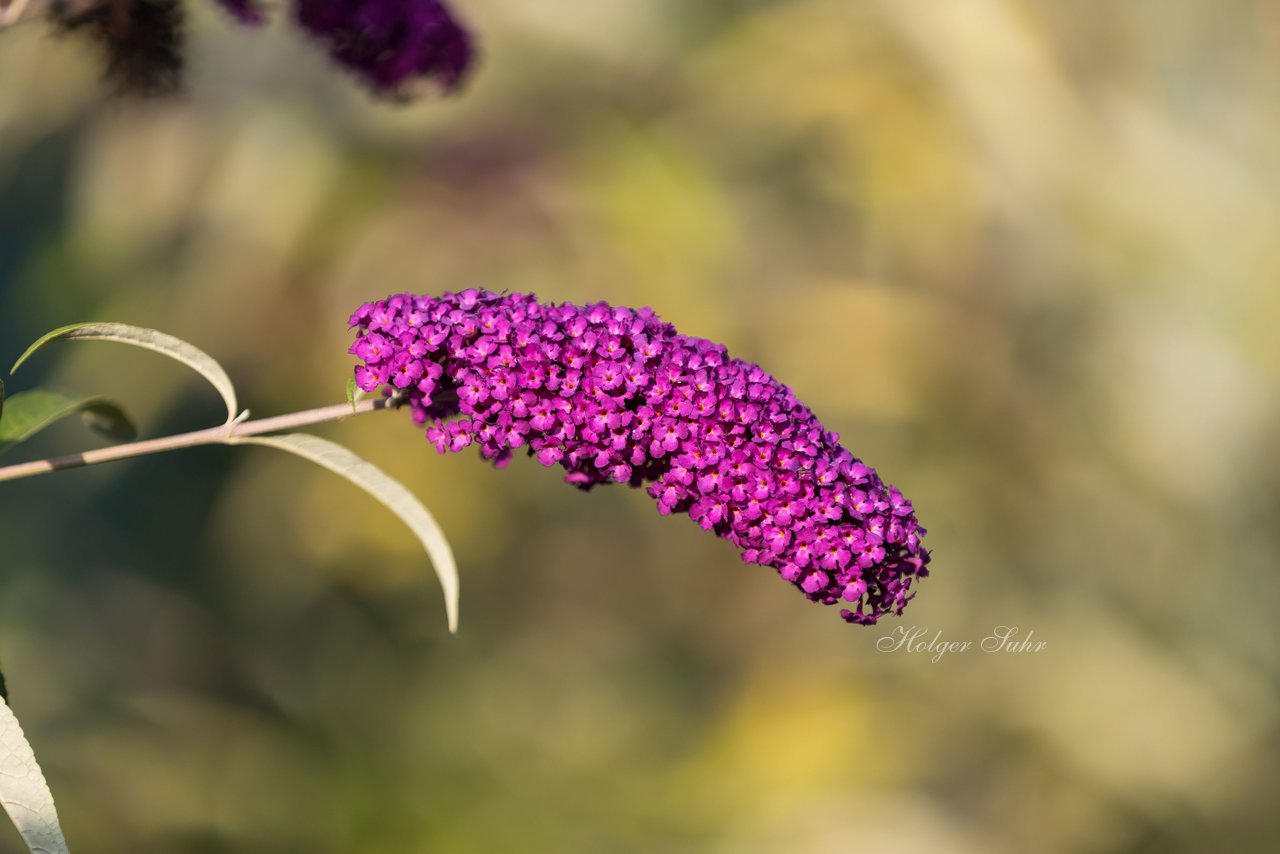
0 396 393 483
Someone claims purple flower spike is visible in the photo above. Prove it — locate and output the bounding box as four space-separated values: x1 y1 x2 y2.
295 0 474 95
349 291 932 626
212 0 475 96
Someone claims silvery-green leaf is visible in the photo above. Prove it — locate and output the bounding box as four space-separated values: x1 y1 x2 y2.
11 323 238 425
346 377 357 413
0 696 69 854
0 389 137 455
235 433 459 633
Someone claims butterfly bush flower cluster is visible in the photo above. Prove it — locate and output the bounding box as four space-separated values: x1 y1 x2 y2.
26 0 472 96
218 0 473 95
349 290 931 625
33 0 473 96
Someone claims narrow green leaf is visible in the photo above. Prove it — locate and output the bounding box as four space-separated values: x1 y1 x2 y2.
0 696 70 854
0 389 137 454
235 433 460 633
11 323 238 425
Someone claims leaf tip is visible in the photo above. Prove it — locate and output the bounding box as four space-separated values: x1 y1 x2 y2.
9 349 31 377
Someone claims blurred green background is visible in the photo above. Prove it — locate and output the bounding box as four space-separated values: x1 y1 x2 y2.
2 1 1279 851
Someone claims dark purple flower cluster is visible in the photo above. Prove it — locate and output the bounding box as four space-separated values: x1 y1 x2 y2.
349 290 932 625
215 0 473 95
30 0 473 98
52 0 186 96
295 0 472 93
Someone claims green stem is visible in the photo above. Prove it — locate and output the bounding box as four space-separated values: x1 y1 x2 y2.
0 397 391 484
